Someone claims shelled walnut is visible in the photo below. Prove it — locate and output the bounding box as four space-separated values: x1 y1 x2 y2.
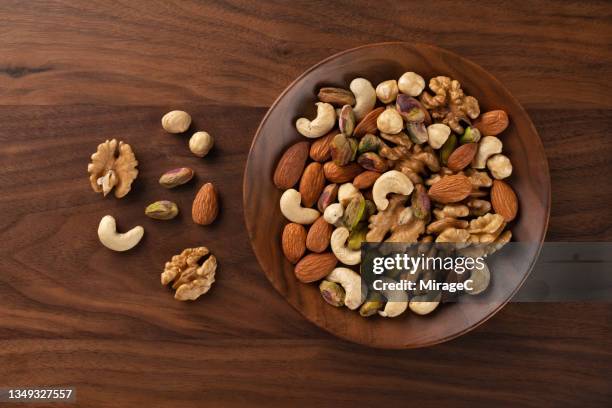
87 139 138 198
161 247 217 301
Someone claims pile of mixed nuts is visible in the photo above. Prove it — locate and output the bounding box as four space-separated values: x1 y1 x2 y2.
274 73 518 318
87 110 220 301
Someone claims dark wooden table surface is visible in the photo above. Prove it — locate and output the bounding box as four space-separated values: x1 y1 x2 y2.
1 1 611 407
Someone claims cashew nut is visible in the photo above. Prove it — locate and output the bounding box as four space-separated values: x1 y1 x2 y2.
376 108 403 134
323 203 344 226
472 136 502 169
337 183 360 206
279 189 320 224
466 261 490 295
327 267 366 310
330 227 361 265
377 277 408 317
97 215 144 252
349 78 376 120
375 80 398 104
372 170 414 211
295 102 336 138
487 154 513 179
427 123 451 149
398 72 425 96
409 292 441 315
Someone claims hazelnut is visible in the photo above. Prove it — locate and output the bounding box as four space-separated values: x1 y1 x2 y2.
398 72 425 97
162 110 191 133
189 131 214 158
375 80 399 104
376 109 403 134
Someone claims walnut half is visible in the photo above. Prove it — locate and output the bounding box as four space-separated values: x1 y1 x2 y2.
161 247 217 301
87 139 138 198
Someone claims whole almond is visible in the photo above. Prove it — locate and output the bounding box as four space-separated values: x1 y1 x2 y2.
353 170 381 189
427 174 472 203
353 107 385 138
317 183 339 212
299 162 326 208
491 180 518 222
306 216 333 253
447 143 478 171
294 253 337 283
473 110 509 136
273 141 310 189
192 182 219 225
282 223 307 264
323 162 363 183
310 130 338 162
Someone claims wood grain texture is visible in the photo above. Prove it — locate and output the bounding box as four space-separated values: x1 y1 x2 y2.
0 1 611 407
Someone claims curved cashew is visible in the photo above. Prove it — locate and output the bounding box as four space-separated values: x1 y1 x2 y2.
409 292 441 315
427 123 451 149
372 170 414 211
398 72 425 97
337 183 360 206
350 78 376 120
323 203 344 226
331 227 361 265
487 154 513 179
466 261 490 295
280 189 320 224
472 136 502 169
97 215 144 252
377 277 408 317
327 267 366 310
295 102 336 138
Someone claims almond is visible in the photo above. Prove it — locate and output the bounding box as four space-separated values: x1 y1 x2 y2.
427 174 472 203
309 130 337 162
353 107 384 137
491 180 518 222
306 216 333 253
282 223 307 264
353 170 381 189
273 141 310 189
299 162 325 208
447 143 478 171
192 182 219 225
323 162 363 183
473 110 509 136
294 252 337 283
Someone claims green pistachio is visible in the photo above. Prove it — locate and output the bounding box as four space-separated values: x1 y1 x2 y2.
145 200 179 220
459 126 481 144
348 223 368 250
319 280 345 307
439 133 457 165
331 133 357 166
158 167 194 188
343 195 366 231
357 152 388 172
338 104 355 136
411 184 431 220
358 133 381 155
359 292 384 317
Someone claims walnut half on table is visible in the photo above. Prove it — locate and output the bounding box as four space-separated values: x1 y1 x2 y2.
161 247 217 301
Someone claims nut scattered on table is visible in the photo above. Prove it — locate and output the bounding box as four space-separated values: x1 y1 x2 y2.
161 246 217 301
159 167 194 188
145 200 179 220
192 182 219 225
162 110 191 133
189 131 214 157
88 139 138 198
97 215 144 252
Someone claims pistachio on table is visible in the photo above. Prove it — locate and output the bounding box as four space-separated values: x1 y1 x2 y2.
159 167 194 188
145 200 179 220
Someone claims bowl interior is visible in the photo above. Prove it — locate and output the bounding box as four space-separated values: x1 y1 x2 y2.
243 43 550 348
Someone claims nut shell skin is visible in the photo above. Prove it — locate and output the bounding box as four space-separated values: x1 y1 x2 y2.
299 162 326 208
309 130 337 162
294 253 337 283
491 180 518 222
306 216 333 253
473 110 509 136
192 182 219 225
282 223 307 264
159 167 194 188
273 141 310 189
323 162 363 183
427 174 472 203
447 143 478 171
162 110 191 133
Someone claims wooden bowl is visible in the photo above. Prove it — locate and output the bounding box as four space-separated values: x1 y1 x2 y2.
243 43 550 348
